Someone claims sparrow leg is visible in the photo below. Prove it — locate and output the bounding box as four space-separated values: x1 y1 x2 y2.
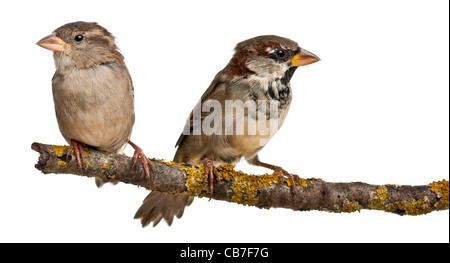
127 140 155 180
252 160 300 194
67 139 85 173
202 158 221 196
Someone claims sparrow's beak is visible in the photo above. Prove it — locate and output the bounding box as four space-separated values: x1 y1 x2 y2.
289 48 320 67
37 34 70 51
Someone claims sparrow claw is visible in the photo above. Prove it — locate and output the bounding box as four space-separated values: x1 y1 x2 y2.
203 158 221 196
128 140 155 180
132 149 154 180
252 159 300 195
67 139 85 173
273 166 299 195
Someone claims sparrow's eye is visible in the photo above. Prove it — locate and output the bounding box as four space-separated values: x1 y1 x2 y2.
275 49 286 59
74 35 84 42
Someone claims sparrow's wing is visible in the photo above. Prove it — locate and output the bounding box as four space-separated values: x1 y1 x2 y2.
175 71 227 148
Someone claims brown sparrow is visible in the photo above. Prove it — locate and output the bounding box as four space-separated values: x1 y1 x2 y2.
37 21 154 186
134 35 319 227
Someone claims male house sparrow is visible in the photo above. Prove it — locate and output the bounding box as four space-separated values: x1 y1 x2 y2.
37 21 154 186
134 35 319 227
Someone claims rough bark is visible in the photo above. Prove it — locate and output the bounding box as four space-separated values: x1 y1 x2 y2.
31 142 449 216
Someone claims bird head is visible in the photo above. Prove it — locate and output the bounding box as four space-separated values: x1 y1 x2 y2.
37 21 124 70
227 35 320 84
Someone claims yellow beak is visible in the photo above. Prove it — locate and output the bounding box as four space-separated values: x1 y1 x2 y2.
289 48 320 67
37 34 70 51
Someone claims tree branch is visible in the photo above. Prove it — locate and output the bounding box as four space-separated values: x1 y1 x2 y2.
31 142 449 216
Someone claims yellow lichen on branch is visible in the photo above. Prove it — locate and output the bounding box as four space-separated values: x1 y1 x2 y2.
368 186 388 210
32 142 449 216
342 200 362 213
50 145 68 157
428 180 449 211
365 180 449 215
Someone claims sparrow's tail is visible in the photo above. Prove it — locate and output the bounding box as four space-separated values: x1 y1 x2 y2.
95 177 119 188
134 191 194 227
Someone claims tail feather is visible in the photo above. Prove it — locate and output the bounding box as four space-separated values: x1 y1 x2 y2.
134 191 194 227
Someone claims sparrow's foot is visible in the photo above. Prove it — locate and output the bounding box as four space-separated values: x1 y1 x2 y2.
250 159 300 195
272 166 300 195
128 140 156 180
203 158 221 196
67 139 85 173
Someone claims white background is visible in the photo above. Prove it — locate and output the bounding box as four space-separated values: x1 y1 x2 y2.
0 0 448 243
